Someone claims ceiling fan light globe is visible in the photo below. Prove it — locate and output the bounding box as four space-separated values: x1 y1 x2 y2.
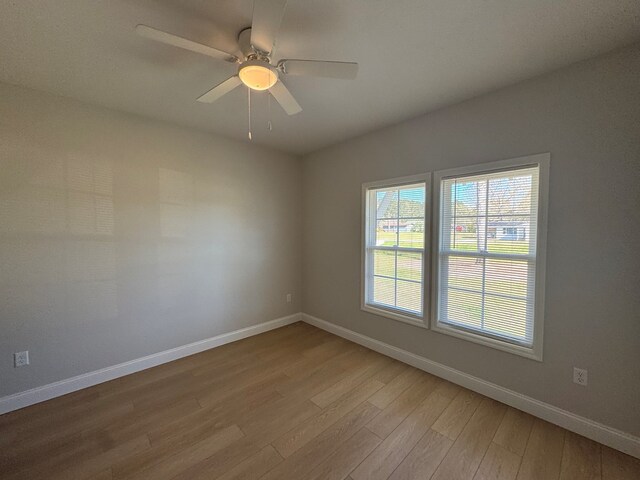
239 63 278 91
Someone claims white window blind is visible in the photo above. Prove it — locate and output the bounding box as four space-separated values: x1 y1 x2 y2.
436 164 541 348
364 179 427 321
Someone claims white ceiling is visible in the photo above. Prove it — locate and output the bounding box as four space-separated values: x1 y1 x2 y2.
2 1 639 155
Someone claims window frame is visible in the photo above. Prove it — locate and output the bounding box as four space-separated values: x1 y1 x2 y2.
430 153 550 361
361 173 431 328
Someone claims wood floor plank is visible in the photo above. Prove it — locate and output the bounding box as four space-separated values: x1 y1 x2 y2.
223 324 324 364
282 342 362 380
300 336 353 361
170 437 263 480
516 418 565 480
431 398 507 480
310 351 391 408
275 348 364 399
559 432 601 480
0 387 100 431
146 403 231 448
369 360 409 385
146 341 260 381
216 384 286 424
106 398 201 443
88 470 113 480
0 426 18 454
196 370 288 409
433 379 462 399
260 402 381 480
431 387 483 440
388 429 453 480
367 366 423 409
473 442 522 480
300 428 382 480
238 398 322 448
100 370 203 409
49 436 150 480
366 372 439 439
8 399 135 460
111 423 239 479
493 407 534 456
191 347 306 391
146 377 282 448
118 424 244 480
178 324 316 381
10 394 133 441
216 445 283 480
273 377 384 458
602 445 640 480
258 329 342 364
352 389 453 480
137 365 260 410
4 429 111 477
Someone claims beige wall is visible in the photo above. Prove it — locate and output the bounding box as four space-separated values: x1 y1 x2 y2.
0 83 301 397
302 44 640 436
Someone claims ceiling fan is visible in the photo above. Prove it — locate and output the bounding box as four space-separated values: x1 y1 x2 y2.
136 0 358 116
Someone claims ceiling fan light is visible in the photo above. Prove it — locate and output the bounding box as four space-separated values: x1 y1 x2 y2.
239 63 278 91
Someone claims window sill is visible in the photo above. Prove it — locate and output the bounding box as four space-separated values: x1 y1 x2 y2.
432 321 542 361
361 304 428 329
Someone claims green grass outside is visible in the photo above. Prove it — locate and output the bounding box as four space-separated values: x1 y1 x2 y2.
374 250 422 281
450 234 531 254
376 231 531 254
375 250 527 297
376 230 424 248
446 289 527 338
373 230 530 338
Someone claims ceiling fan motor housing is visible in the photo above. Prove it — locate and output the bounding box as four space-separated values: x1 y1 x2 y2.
238 27 266 59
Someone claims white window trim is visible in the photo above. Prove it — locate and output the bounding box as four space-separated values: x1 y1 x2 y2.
430 153 550 361
361 173 431 328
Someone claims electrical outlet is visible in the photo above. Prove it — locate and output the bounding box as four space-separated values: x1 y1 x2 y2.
14 351 29 368
286 293 292 303
573 367 588 386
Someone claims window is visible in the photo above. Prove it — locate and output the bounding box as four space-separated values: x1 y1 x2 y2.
362 174 430 326
432 154 549 359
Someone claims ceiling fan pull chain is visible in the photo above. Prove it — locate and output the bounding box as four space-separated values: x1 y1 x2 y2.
248 87 252 140
268 91 273 132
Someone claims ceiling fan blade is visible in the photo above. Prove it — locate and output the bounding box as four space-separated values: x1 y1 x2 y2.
250 0 287 54
269 80 302 115
136 25 238 62
279 60 358 79
197 76 243 103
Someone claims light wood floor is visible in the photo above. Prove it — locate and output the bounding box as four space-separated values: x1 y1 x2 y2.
1 322 638 480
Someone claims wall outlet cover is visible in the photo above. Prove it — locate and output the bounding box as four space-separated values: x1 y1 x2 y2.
573 367 588 386
14 351 29 368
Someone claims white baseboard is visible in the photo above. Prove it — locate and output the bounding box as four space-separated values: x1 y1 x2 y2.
0 313 301 415
302 313 640 459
